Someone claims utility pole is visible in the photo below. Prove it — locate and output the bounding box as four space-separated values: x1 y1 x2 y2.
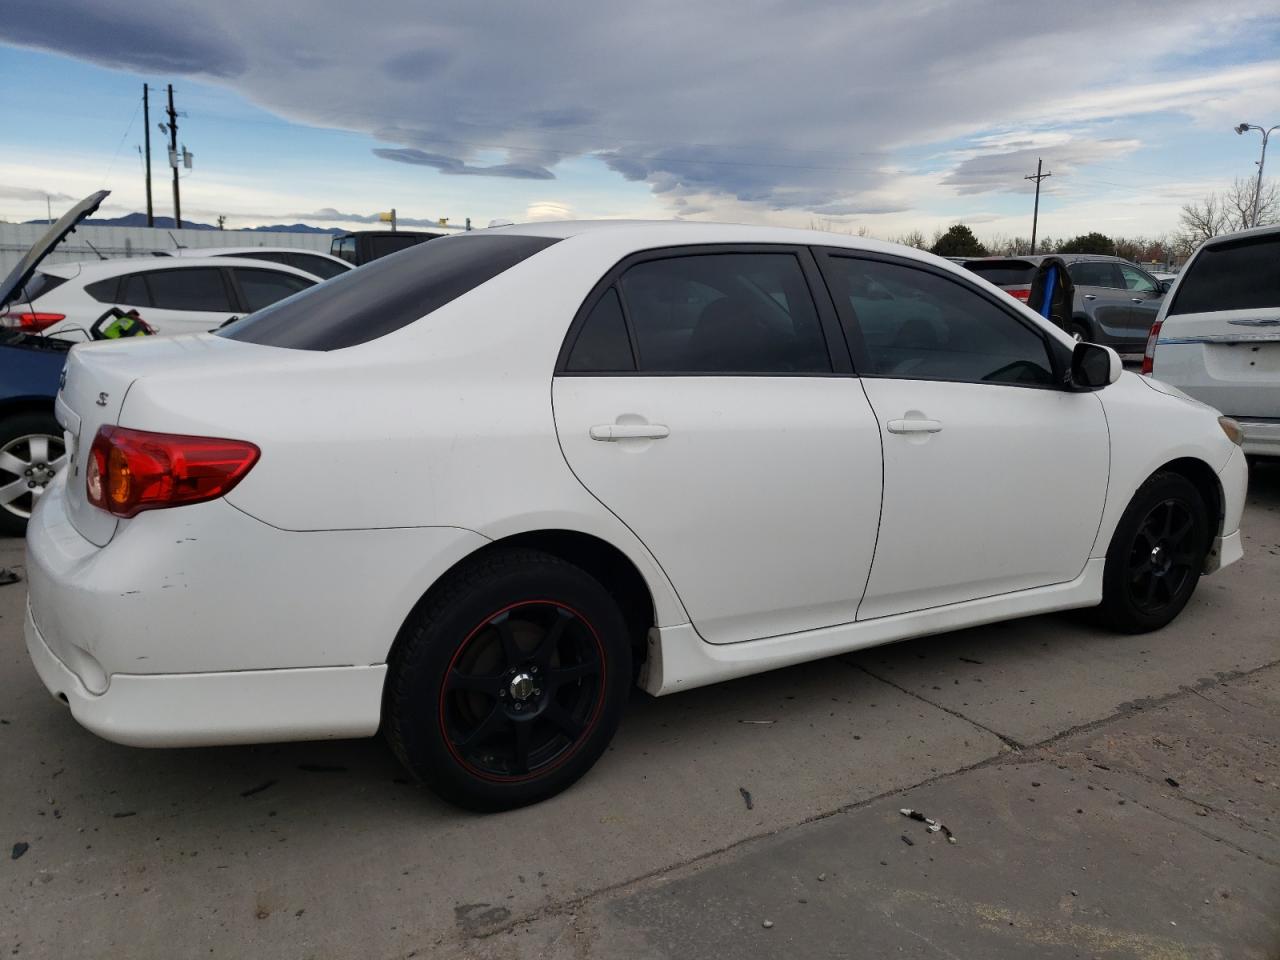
142 84 154 226
166 84 181 229
1025 157 1052 254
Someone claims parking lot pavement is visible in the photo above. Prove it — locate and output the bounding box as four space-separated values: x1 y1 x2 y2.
2 462 1278 959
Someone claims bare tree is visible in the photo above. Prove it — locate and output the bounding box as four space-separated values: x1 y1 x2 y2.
1224 176 1279 231
894 229 928 249
1177 194 1226 252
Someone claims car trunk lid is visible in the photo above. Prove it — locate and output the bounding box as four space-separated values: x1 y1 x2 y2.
1158 307 1280 417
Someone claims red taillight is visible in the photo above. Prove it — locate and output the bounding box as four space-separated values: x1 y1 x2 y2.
1141 319 1163 376
86 426 260 518
2 312 65 332
1006 287 1031 302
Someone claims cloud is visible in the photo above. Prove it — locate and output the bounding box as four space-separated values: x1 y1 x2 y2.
287 207 447 227
0 184 76 203
372 148 554 180
2 0 1277 219
525 201 574 220
942 139 1141 195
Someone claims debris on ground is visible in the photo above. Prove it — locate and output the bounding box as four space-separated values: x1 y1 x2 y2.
738 787 754 810
761 920 774 929
240 780 277 798
0 568 20 586
900 834 915 846
958 657 984 665
112 811 136 819
12 842 29 860
738 720 775 725
900 808 958 844
817 872 826 882
1165 777 1180 788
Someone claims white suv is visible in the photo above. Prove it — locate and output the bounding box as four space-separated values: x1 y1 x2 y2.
1146 224 1280 457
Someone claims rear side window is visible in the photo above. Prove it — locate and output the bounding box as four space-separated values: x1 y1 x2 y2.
566 287 635 371
615 253 830 373
232 268 314 312
221 235 558 350
143 268 233 311
84 277 120 303
1067 261 1121 288
1170 234 1280 315
290 253 348 279
118 273 152 307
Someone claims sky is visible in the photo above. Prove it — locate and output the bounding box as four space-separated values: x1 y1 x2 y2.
1 0 1277 242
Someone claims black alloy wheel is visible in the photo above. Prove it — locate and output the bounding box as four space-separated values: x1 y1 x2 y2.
440 601 605 781
385 548 632 811
1098 471 1210 633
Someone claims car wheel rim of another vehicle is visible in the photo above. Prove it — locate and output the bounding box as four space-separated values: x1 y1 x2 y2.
1126 497 1197 614
0 433 66 520
439 601 607 782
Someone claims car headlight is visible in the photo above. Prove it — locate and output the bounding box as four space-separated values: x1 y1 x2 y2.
1218 417 1244 446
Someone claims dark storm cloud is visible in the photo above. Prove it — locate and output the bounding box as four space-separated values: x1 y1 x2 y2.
2 1 1274 214
1 0 245 77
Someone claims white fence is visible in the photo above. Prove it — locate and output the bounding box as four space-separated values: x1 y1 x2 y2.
0 223 333 276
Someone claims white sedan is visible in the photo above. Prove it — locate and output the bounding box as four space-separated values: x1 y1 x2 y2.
24 222 1247 810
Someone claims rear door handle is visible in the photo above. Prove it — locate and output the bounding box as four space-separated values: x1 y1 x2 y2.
1083 294 1097 300
590 424 670 441
1130 297 1144 303
886 418 942 434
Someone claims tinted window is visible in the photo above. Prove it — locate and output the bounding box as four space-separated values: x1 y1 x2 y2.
221 234 558 350
1119 264 1159 294
566 287 634 372
225 251 291 266
617 253 830 373
84 277 120 304
117 273 152 307
368 235 427 261
145 268 233 311
10 271 68 303
825 256 1054 386
289 253 348 279
963 261 1036 287
233 268 314 312
1067 261 1120 288
1170 234 1280 315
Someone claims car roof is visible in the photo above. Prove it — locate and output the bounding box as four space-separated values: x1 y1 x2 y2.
178 246 347 261
1199 221 1280 248
39 256 319 281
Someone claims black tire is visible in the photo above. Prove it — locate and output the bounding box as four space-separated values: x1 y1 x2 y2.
1067 319 1091 342
0 411 64 538
384 548 632 811
1097 472 1211 633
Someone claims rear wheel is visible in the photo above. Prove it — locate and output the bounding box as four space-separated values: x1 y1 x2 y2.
385 548 631 811
0 412 66 537
1097 472 1210 633
1067 320 1091 342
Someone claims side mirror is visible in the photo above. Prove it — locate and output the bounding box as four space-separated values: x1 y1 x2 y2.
1159 279 1173 294
1070 341 1122 389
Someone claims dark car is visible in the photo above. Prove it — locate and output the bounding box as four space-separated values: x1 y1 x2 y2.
0 331 70 534
964 254 1169 353
329 230 443 266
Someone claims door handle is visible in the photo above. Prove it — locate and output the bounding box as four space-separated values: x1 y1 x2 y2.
1130 297 1143 303
1083 294 1097 301
886 418 942 434
590 423 670 441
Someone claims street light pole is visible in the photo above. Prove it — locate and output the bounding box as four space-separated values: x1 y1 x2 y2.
1234 122 1278 228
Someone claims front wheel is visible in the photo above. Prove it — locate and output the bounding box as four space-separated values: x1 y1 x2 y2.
1097 472 1210 633
384 548 632 811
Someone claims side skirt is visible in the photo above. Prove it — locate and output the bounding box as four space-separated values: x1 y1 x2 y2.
640 559 1105 697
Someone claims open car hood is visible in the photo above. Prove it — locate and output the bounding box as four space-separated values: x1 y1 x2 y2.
0 189 109 309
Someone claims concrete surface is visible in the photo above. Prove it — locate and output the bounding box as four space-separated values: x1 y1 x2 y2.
2 461 1278 959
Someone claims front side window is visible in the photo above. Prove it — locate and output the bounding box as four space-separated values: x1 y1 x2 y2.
1119 265 1159 294
1068 261 1121 288
824 256 1054 386
233 268 314 312
1170 234 1280 315
144 268 233 311
615 253 830 373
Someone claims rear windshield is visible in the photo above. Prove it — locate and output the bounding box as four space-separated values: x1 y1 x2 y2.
6 271 68 305
964 262 1036 287
219 234 558 350
1169 234 1280 315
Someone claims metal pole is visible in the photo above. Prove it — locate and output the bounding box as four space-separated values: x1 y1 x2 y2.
143 84 154 227
1249 128 1275 228
167 84 181 229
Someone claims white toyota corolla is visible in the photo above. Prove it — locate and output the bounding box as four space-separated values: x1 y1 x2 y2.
24 222 1247 810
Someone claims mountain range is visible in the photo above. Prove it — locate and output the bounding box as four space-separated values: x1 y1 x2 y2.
25 213 343 234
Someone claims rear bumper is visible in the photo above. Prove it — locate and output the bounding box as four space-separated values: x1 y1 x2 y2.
26 601 385 747
1235 418 1280 458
